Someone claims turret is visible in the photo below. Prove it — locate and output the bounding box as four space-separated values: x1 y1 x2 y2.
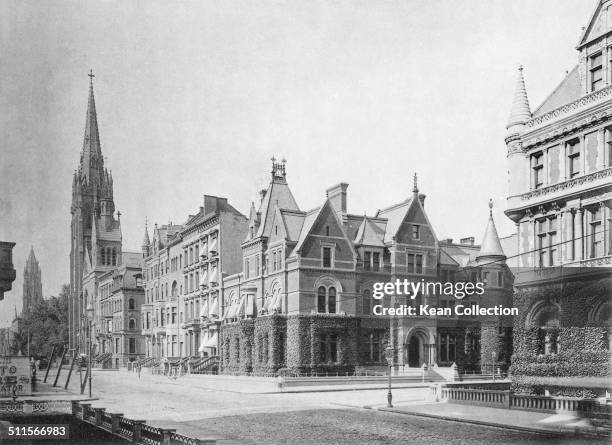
505 65 531 199
142 220 150 258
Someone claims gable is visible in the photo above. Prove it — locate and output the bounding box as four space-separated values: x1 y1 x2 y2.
395 200 437 247
297 201 355 265
578 1 612 48
268 207 288 244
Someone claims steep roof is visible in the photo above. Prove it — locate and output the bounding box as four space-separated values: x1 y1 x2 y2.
506 66 532 129
257 178 300 238
292 207 321 254
476 202 506 261
532 66 581 117
278 209 306 242
354 217 385 247
376 198 413 244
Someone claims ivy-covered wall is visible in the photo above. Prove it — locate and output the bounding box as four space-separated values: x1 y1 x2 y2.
510 276 611 397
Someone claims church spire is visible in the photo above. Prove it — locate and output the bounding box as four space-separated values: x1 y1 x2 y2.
506 65 531 131
81 70 103 183
476 199 506 262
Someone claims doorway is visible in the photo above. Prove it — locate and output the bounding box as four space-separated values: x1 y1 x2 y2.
408 336 421 367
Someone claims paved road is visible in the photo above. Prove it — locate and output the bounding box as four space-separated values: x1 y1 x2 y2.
57 370 605 444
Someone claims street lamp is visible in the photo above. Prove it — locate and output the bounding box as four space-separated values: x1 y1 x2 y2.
86 302 94 398
384 345 394 408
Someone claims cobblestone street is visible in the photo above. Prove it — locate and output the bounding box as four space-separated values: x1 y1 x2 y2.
56 370 608 444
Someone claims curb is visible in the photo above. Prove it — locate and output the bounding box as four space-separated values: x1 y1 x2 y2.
370 406 609 439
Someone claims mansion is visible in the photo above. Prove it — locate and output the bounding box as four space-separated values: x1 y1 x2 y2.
505 0 612 396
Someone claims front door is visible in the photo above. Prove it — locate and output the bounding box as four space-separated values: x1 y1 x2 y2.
408 336 420 367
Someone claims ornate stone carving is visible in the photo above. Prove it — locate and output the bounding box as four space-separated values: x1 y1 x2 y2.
520 167 612 201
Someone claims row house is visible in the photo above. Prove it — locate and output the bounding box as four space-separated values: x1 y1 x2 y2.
141 223 183 358
140 196 248 359
220 161 514 375
96 252 144 368
504 0 612 397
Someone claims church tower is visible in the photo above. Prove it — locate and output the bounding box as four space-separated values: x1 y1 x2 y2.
22 246 42 314
69 72 121 350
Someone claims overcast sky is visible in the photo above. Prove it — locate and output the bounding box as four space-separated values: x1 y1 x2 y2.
0 0 594 326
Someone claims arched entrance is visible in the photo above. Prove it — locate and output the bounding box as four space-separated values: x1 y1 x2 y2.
404 328 431 368
408 336 421 367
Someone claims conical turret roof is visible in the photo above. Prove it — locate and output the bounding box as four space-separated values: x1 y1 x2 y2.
506 65 531 130
476 200 506 261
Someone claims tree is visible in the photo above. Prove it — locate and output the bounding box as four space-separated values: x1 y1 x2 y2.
10 284 69 357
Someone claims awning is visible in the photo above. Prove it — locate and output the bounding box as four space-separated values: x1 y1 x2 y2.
199 300 209 318
198 331 219 352
209 297 219 318
236 296 246 318
209 236 218 254
269 291 282 313
208 266 218 286
199 269 208 289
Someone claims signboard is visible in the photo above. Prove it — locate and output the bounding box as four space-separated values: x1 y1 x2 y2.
0 356 32 397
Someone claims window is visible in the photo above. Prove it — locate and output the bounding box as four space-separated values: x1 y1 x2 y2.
536 217 558 267
101 248 106 265
317 286 337 314
171 307 177 324
439 334 456 363
128 298 135 310
111 248 117 266
129 338 136 354
328 287 336 313
322 247 332 268
195 244 199 260
245 258 250 279
412 225 420 240
497 271 503 287
567 139 580 178
325 225 330 236
590 52 603 92
407 253 424 274
482 271 489 285
361 332 384 362
531 152 544 188
317 286 326 313
319 334 338 363
373 252 380 272
606 127 612 167
128 318 135 330
146 312 150 329
590 205 603 258
160 308 165 326
364 251 371 270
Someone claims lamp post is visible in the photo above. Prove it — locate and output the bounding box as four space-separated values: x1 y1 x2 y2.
491 350 497 382
384 345 394 408
86 302 94 398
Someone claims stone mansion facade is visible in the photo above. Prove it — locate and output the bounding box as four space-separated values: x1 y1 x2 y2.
505 0 612 396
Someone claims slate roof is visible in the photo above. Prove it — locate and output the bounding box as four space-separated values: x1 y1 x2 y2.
532 66 581 117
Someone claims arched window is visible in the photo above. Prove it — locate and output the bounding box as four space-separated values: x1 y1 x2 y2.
129 318 135 330
317 286 326 313
328 287 336 313
128 298 135 310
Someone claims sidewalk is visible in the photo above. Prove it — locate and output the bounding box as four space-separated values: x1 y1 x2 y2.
369 401 610 438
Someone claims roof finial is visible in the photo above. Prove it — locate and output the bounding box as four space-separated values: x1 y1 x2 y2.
489 198 494 217
88 69 95 86
413 173 419 194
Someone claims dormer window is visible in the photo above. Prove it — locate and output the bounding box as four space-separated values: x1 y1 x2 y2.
590 52 603 92
322 246 333 268
412 225 420 240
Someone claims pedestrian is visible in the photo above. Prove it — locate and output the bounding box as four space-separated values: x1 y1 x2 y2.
137 365 141 379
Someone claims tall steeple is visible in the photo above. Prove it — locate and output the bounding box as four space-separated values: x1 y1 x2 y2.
142 219 151 258
506 65 531 132
80 70 104 185
23 246 42 313
476 199 506 262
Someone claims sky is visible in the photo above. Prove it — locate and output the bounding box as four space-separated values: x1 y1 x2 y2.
0 0 594 326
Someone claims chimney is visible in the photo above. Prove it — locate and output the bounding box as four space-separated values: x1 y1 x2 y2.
418 193 426 207
460 237 475 246
203 195 228 215
326 183 348 213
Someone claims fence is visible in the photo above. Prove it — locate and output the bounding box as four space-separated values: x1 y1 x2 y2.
72 401 215 445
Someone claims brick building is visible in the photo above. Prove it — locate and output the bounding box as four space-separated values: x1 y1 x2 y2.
219 161 514 375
